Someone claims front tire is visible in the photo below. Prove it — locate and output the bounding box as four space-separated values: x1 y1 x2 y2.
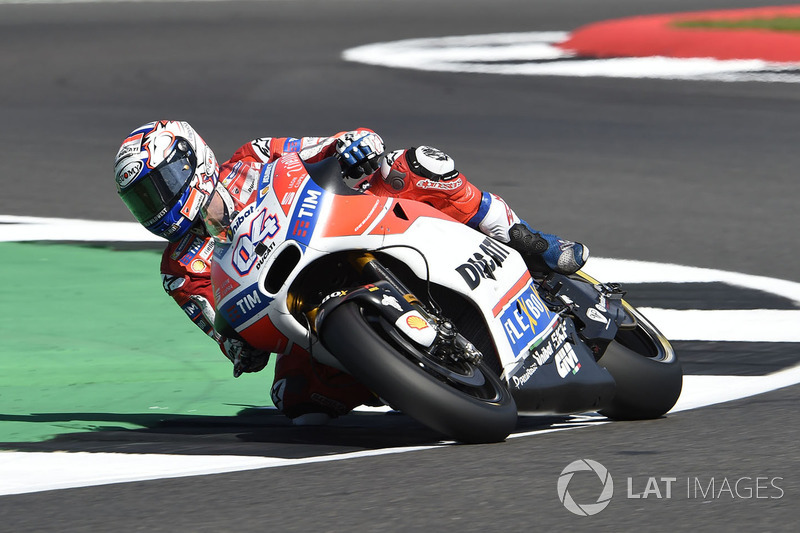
320 302 517 443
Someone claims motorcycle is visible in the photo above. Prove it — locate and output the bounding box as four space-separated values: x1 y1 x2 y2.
206 154 682 444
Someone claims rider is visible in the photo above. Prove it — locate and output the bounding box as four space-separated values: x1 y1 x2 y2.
114 120 589 423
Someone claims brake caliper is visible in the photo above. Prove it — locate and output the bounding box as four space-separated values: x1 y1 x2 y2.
431 320 483 365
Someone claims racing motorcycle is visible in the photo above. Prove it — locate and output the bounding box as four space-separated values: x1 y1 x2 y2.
207 154 682 444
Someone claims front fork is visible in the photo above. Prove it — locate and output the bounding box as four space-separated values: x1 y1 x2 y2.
314 252 483 366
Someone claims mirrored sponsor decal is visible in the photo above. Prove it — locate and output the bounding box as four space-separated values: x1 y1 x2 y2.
174 235 209 267
499 282 557 357
555 342 581 378
252 138 272 159
231 206 281 275
416 177 463 190
510 319 577 387
287 179 324 246
283 138 302 153
161 274 185 293
116 160 143 189
586 307 609 324
219 283 274 329
456 237 510 289
396 310 437 347
258 162 275 200
381 294 404 312
405 314 429 330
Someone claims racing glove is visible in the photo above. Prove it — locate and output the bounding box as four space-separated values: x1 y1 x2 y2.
335 131 385 179
222 337 271 378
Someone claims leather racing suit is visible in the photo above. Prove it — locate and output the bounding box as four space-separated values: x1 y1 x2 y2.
161 130 586 421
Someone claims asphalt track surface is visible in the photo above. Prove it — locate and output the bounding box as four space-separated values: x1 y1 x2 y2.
1 0 799 530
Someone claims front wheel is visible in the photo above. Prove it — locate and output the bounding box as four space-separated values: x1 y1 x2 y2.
319 302 517 444
598 303 683 420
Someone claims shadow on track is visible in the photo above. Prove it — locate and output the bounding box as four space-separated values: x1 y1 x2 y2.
0 409 575 457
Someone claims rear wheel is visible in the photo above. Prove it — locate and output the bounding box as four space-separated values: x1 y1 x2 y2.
320 302 517 443
598 303 683 419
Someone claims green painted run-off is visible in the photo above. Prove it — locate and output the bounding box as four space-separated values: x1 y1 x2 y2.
0 242 274 446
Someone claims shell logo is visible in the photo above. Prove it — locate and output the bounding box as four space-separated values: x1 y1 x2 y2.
406 315 429 330
190 259 208 273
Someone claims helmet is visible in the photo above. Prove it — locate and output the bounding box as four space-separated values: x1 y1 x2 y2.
114 120 219 241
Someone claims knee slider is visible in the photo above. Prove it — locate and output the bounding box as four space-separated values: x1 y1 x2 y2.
379 146 460 192
405 146 459 181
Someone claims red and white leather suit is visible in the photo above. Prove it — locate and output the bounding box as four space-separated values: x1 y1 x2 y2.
160 131 523 420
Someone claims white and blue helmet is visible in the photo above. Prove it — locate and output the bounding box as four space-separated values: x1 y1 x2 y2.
114 120 219 241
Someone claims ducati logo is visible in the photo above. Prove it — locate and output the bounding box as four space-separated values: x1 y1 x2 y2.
456 238 511 289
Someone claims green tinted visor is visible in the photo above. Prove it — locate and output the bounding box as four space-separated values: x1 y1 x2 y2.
120 144 197 225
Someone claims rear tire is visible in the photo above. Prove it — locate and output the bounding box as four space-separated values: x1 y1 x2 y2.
320 302 517 443
598 303 683 420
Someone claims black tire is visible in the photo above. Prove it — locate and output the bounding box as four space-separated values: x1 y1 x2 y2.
319 302 517 443
597 302 683 420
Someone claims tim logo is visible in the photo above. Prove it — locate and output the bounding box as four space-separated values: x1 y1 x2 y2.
456 238 510 290
283 138 302 153
296 189 322 219
220 284 274 328
287 182 324 246
293 220 311 238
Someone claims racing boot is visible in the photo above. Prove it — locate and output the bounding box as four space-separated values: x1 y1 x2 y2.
507 222 589 276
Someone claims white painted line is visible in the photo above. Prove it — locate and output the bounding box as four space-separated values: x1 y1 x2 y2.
343 32 572 71
583 257 800 342
4 359 800 497
636 309 800 342
0 444 444 496
0 215 160 242
2 215 799 496
0 417 608 496
584 257 800 301
672 364 800 412
343 32 800 83
582 257 800 342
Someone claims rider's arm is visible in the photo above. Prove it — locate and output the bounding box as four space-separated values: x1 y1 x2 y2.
228 128 381 165
161 234 220 340
160 235 269 376
366 146 529 239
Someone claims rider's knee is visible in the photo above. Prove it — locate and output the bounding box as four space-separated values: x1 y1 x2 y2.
377 146 461 194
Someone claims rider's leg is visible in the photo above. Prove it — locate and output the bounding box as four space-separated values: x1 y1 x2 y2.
470 190 589 275
369 146 589 275
270 350 375 425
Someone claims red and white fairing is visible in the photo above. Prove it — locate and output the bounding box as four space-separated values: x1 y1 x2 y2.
210 153 559 381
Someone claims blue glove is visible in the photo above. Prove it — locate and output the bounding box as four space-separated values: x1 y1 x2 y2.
335 131 385 179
